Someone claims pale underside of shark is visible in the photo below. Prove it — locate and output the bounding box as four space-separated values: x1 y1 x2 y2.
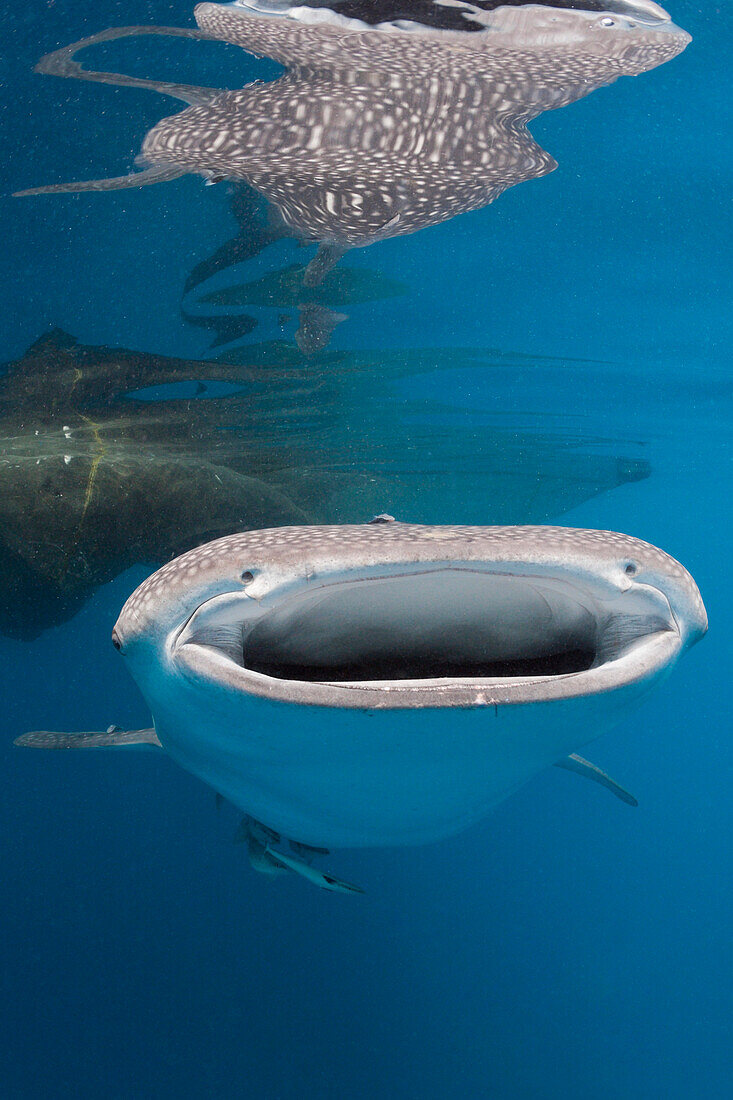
17 519 706 893
15 3 690 279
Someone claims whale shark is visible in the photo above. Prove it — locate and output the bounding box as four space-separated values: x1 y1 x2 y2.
15 3 690 283
17 519 706 892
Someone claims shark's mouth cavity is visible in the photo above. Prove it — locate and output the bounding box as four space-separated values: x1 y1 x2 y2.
177 565 674 685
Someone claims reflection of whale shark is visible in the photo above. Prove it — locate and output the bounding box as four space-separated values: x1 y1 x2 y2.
0 331 650 638
17 3 689 271
16 519 706 892
232 1 674 33
190 258 405 352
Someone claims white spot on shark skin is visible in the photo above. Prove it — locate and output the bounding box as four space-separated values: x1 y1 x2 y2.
64 455 72 465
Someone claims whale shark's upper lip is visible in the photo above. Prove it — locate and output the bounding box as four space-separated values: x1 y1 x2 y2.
171 562 681 708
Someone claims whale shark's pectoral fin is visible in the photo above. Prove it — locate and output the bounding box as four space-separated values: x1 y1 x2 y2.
238 815 363 894
14 726 162 749
554 753 638 807
303 242 348 287
32 25 220 104
301 211 401 286
14 24 218 197
14 165 185 197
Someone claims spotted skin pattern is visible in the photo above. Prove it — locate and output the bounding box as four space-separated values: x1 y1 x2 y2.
17 4 690 252
169 4 688 244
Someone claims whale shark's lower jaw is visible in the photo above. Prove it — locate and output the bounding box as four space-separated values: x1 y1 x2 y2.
172 561 682 709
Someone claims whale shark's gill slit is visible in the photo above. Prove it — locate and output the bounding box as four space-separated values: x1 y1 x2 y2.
594 612 672 666
186 623 245 666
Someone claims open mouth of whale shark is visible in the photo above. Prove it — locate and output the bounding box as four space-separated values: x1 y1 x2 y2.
174 564 676 689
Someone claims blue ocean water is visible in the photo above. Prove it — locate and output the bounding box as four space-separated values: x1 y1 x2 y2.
1 2 730 1097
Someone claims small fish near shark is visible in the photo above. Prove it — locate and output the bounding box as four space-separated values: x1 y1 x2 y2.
17 519 707 893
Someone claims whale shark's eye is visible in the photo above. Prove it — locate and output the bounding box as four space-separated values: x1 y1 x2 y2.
624 561 638 576
601 17 616 26
111 629 122 651
240 570 255 585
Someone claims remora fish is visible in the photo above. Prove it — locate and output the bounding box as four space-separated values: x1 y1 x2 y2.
17 520 706 892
